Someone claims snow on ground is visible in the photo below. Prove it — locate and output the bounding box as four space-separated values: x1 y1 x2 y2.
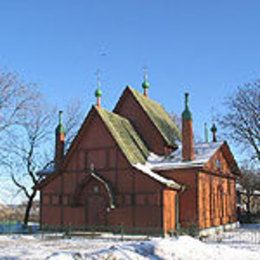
0 224 259 260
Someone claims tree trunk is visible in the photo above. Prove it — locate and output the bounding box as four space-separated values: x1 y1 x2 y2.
23 189 37 226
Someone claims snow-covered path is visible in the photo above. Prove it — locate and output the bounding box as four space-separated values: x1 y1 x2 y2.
0 224 259 260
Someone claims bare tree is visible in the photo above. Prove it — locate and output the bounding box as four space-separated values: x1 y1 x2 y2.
239 163 260 221
2 95 84 226
0 70 38 133
2 100 54 225
218 81 260 161
63 98 85 151
170 112 182 132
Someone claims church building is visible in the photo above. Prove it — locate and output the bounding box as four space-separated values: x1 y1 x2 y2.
36 80 240 235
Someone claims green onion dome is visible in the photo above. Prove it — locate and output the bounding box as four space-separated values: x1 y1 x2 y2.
56 123 65 134
142 80 150 89
182 93 192 120
95 88 102 98
211 123 217 133
56 111 65 134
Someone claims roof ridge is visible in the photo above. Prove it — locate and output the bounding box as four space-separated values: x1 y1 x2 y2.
127 87 181 145
96 106 131 123
96 106 149 165
127 85 164 108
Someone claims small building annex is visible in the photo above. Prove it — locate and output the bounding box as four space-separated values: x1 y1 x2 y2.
36 80 240 234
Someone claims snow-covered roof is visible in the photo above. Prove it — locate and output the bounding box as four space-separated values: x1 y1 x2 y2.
133 142 223 188
236 183 260 195
133 164 182 190
147 141 223 171
134 142 222 175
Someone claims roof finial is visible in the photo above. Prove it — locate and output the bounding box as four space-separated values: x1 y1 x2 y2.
204 123 209 143
210 123 217 142
142 66 150 97
185 93 189 108
182 92 192 120
95 69 102 108
58 110 62 125
96 69 101 89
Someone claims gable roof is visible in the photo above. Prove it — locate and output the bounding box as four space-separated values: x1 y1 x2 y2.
114 86 181 147
148 142 223 170
97 107 149 165
36 106 149 189
36 105 181 190
140 141 240 175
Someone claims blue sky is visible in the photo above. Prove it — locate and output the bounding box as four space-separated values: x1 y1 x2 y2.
1 1 259 115
0 0 259 179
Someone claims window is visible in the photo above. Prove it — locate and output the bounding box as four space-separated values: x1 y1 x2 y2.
43 195 50 205
63 195 69 206
52 195 59 205
93 185 99 193
216 159 221 170
124 195 132 206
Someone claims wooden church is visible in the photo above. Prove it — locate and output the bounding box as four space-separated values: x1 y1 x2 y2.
37 80 240 234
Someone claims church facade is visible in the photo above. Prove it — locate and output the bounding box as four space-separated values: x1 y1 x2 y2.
37 82 240 234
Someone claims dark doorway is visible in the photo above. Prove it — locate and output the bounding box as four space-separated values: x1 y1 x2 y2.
87 195 107 226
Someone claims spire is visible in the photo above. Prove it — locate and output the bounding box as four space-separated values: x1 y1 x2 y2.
211 123 217 142
95 69 102 108
142 66 150 97
204 123 209 143
182 93 192 120
55 110 65 171
181 92 194 161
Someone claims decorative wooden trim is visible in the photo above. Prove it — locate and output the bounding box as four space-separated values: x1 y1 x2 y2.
115 149 118 191
61 171 64 226
36 107 116 189
63 167 132 174
200 169 237 179
106 148 110 169
72 169 116 209
78 145 116 152
210 175 213 226
160 188 164 232
158 166 203 173
196 171 199 225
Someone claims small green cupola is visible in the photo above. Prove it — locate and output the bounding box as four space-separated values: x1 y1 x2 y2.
142 71 150 97
211 123 217 133
182 93 192 120
95 87 102 108
56 110 65 134
95 88 102 98
210 123 217 142
142 80 150 90
95 69 103 108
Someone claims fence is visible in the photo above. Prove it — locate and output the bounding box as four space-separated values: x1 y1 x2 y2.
0 221 39 234
41 224 164 238
0 221 163 240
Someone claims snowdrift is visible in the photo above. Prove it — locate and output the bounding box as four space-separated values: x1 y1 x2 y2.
47 236 259 260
